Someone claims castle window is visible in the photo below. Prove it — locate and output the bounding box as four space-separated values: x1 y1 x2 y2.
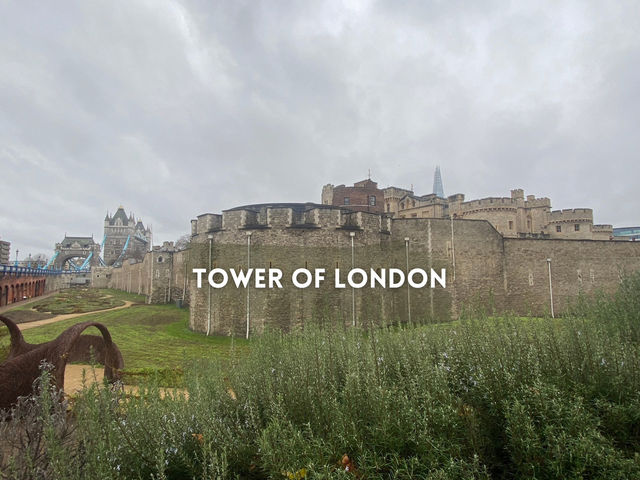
386 203 390 212
412 200 416 207
574 224 580 231
157 256 163 263
556 225 562 233
369 195 376 206
343 197 350 205
509 221 513 230
400 202 404 209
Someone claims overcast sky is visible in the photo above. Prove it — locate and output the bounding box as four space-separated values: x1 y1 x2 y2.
1 0 638 260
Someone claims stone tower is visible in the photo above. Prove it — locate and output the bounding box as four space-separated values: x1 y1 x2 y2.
103 206 150 266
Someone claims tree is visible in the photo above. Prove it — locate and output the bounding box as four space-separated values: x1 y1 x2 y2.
175 234 191 251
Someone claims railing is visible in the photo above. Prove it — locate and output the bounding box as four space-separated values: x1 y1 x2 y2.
0 265 90 276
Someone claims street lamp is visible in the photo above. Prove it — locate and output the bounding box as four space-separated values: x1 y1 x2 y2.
546 258 554 318
405 238 411 323
246 232 252 339
350 232 356 327
206 234 213 336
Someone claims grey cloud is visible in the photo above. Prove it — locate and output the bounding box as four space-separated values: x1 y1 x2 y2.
1 0 638 258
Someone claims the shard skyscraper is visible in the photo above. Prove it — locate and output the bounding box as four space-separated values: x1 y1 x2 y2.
433 165 445 198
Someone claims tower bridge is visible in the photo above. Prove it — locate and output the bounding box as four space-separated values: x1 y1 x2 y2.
50 236 102 271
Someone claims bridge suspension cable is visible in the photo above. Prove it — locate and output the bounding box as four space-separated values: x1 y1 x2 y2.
113 235 131 266
78 252 93 270
40 251 59 270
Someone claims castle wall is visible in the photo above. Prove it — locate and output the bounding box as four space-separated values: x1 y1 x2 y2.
503 239 640 315
593 224 614 241
459 206 519 238
100 247 190 305
546 209 594 240
186 205 640 336
99 203 640 336
188 206 514 336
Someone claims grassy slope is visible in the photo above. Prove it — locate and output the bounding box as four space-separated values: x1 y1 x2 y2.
27 288 144 314
0 301 246 372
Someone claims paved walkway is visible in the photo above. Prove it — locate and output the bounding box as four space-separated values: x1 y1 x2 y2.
0 292 56 314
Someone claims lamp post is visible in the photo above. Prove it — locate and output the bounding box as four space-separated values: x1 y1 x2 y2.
206 234 213 336
546 258 554 318
246 232 252 339
350 232 356 327
405 238 411 323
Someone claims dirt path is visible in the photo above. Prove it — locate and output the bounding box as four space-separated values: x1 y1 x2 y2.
64 364 187 398
18 301 134 331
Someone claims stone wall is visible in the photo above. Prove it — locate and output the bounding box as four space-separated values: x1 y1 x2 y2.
503 238 640 315
99 246 191 305
546 209 594 239
186 204 640 336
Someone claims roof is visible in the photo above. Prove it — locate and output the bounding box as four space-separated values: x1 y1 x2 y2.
110 207 129 226
224 202 347 213
62 236 95 248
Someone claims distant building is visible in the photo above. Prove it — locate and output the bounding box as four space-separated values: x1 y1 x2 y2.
433 165 445 198
103 206 150 266
0 240 10 265
16 253 47 269
613 227 640 241
324 168 615 241
321 179 384 213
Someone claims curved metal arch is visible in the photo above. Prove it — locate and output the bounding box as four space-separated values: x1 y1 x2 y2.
0 316 124 410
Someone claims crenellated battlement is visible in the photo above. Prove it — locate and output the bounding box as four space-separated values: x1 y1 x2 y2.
524 197 551 208
456 194 551 212
191 203 392 237
458 197 518 212
548 208 593 222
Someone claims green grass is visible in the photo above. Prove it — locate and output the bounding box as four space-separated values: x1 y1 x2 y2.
0 302 247 383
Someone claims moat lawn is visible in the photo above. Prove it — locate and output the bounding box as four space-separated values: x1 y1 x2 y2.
8 288 145 315
0 301 246 384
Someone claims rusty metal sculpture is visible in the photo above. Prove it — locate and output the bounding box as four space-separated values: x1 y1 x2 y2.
0 315 124 410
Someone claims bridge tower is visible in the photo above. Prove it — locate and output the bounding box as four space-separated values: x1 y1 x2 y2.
103 206 150 266
52 236 101 270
